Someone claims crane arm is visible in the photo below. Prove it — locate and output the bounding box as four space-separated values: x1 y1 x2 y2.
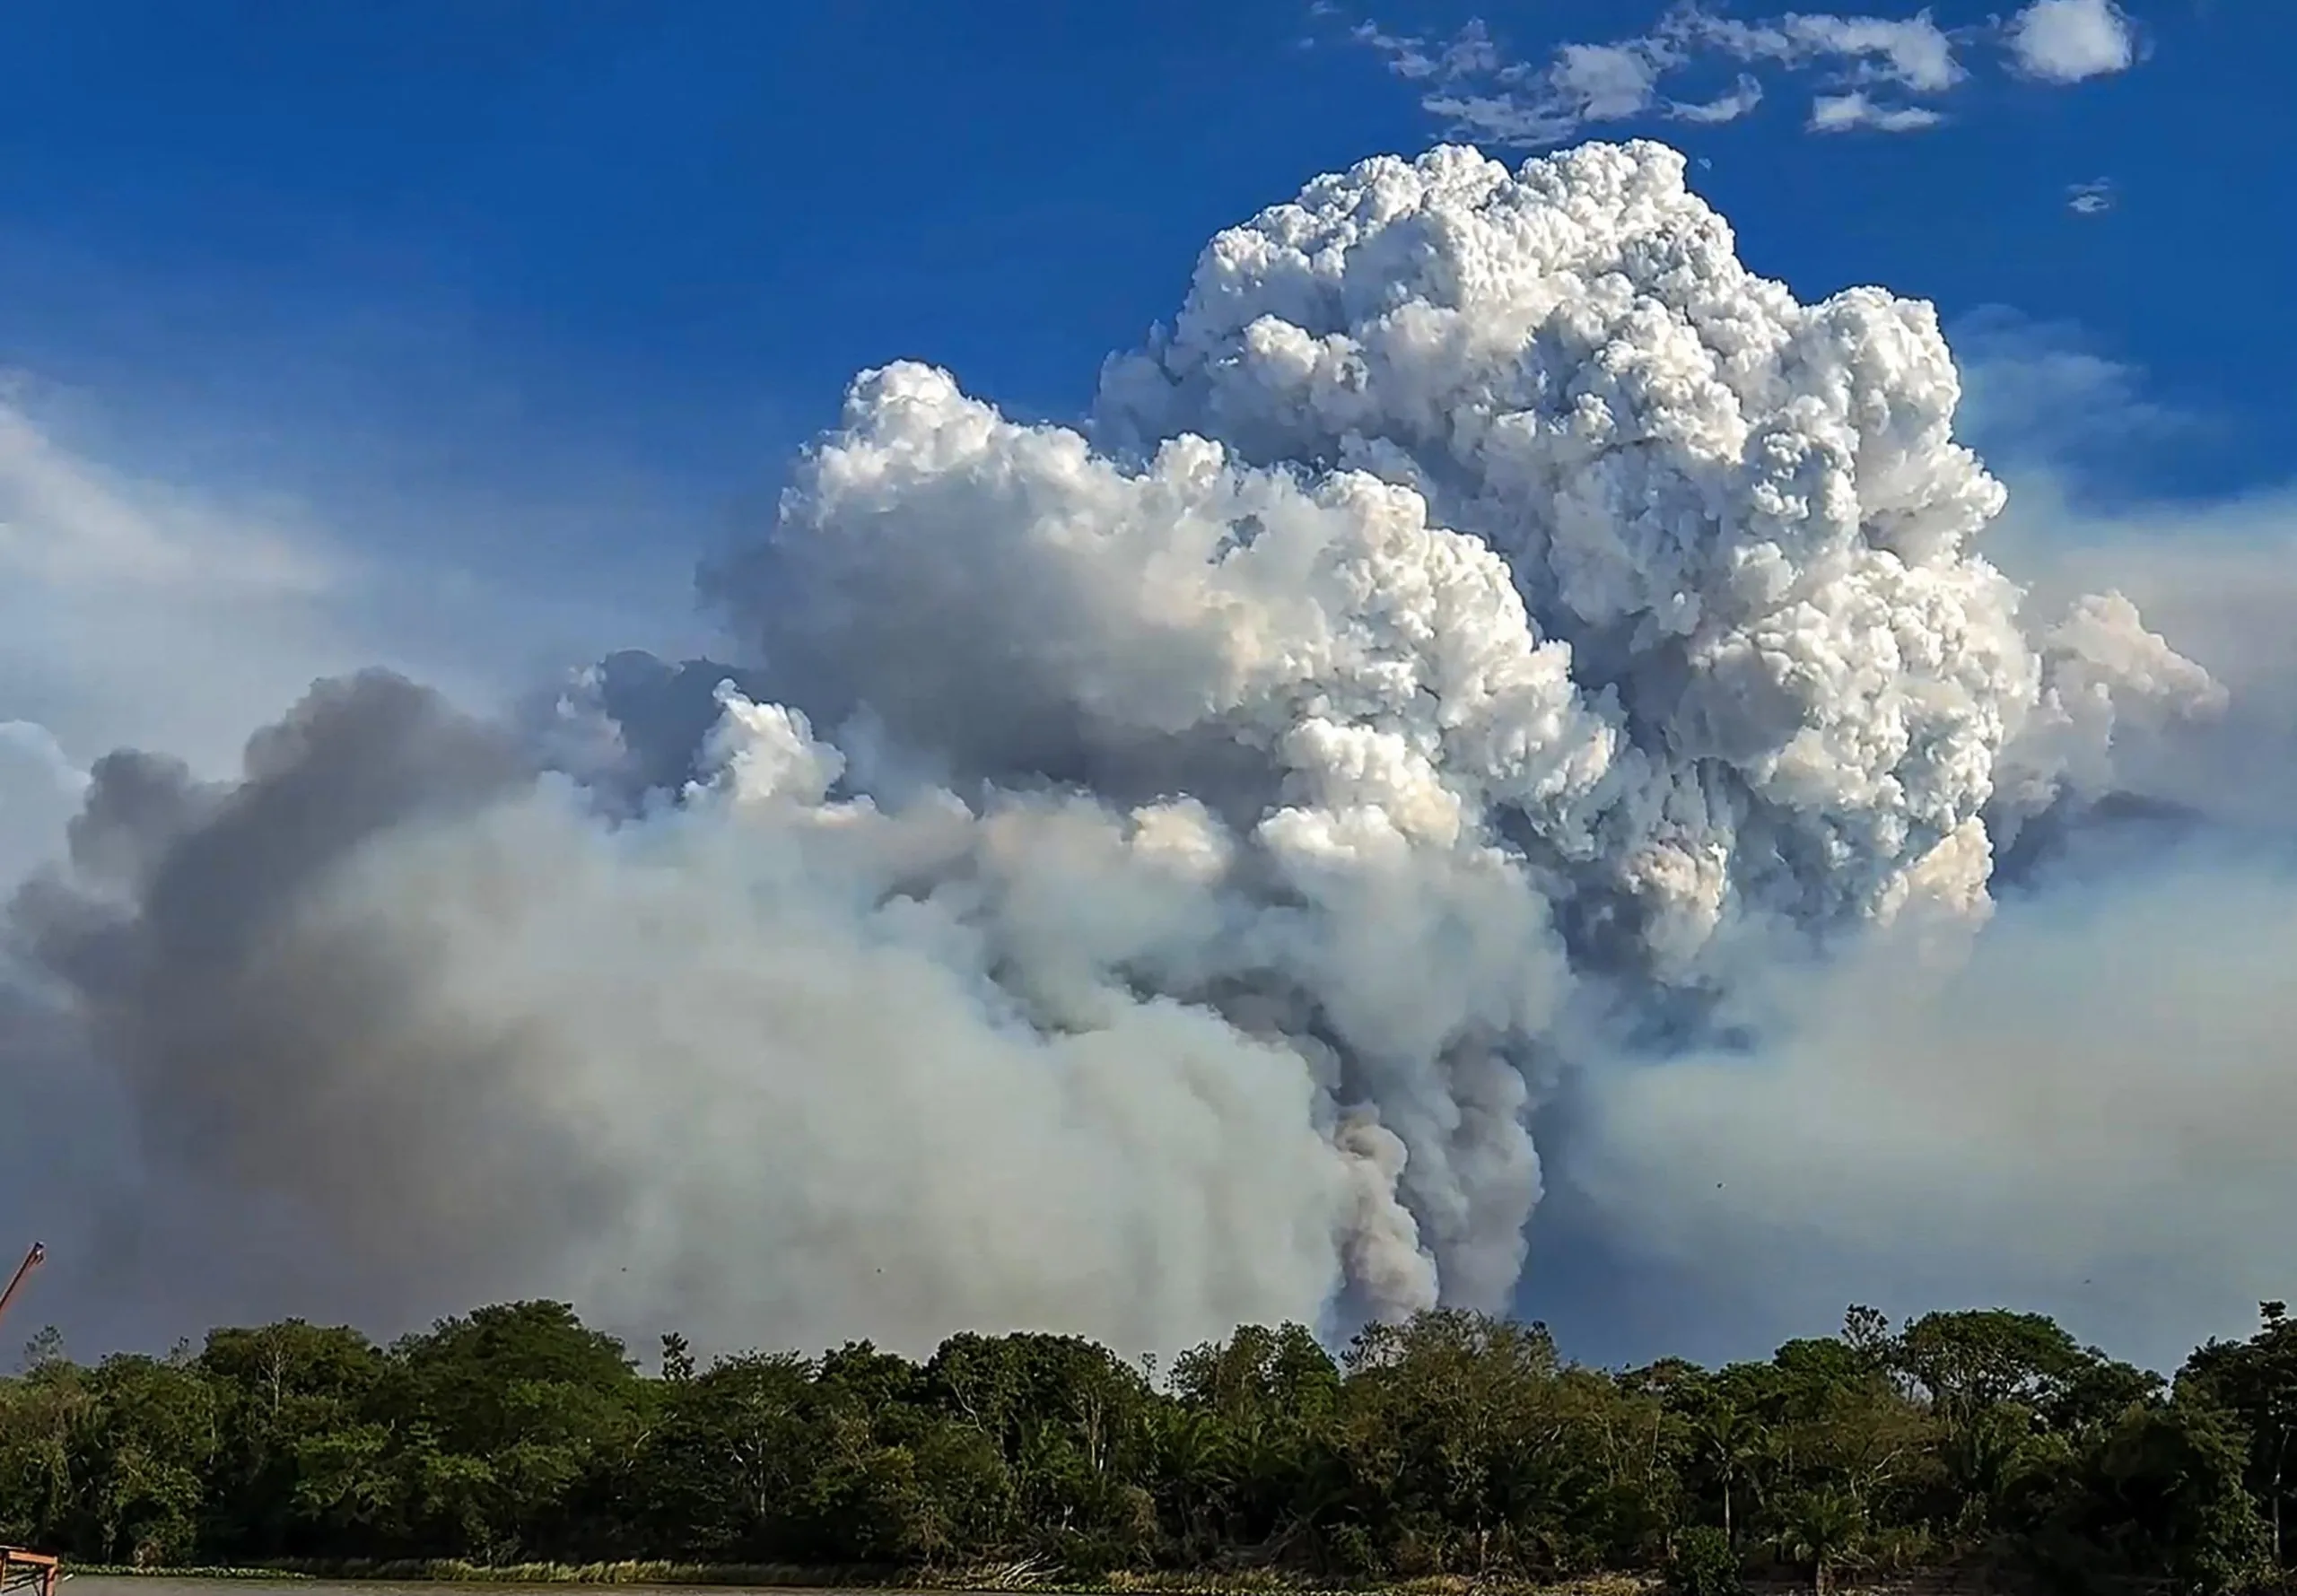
0 1246 58 1589
0 1244 44 1330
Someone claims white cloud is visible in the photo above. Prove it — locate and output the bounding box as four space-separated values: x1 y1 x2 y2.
2067 177 2118 214
1551 40 1674 119
1349 18 1499 83
1352 1 2136 147
1360 20 1687 146
2006 0 2136 83
1808 90 1946 131
1687 10 1961 92
1673 74 1768 122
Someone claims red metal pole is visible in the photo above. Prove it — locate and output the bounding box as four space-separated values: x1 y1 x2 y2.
0 1258 61 1591
0 1244 44 1330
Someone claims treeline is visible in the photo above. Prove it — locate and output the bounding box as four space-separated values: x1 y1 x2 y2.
5 1301 2297 1594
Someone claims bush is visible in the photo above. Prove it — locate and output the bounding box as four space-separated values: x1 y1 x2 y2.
1668 1526 1743 1596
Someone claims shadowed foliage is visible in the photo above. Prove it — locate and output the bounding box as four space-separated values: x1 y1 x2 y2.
1 1299 2289 1594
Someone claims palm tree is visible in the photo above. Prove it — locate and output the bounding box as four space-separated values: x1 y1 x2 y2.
1696 1403 1763 1548
1773 1487 1865 1596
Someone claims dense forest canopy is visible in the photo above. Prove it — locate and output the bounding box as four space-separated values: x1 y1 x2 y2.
5 1301 2297 1595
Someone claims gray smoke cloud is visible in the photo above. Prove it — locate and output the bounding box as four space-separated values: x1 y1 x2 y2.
0 140 2253 1364
1554 849 2297 1377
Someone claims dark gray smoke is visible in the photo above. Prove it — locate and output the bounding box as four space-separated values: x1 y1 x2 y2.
5 675 643 1333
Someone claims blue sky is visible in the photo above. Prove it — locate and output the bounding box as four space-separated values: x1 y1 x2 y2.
0 0 2284 592
4 0 2295 1365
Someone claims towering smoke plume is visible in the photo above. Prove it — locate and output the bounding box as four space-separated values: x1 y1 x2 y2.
3 141 2223 1358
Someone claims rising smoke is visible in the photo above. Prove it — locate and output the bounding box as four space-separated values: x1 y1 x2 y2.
0 141 2248 1364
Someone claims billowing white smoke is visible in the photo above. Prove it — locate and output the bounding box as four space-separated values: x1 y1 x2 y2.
8 140 2218 1358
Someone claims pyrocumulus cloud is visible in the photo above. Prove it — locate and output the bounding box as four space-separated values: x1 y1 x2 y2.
2 141 2246 1365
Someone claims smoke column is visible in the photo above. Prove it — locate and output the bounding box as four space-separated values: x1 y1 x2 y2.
1 141 2224 1360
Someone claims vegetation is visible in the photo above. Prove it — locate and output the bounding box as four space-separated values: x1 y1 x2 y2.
4 1299 2296 1594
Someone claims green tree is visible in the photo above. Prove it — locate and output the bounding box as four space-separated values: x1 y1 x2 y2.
1 1288 2293 1586
2018 1396 2264 1596
2182 1300 2297 1569
637 1351 818 1559
1896 1310 2088 1426
198 1320 383 1559
74 1352 218 1565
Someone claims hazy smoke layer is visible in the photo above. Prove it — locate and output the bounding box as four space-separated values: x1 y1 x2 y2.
1554 851 2297 1376
1 142 2229 1360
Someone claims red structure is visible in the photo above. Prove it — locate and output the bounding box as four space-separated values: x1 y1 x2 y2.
0 1244 42 1329
0 1244 58 1596
0 1548 57 1596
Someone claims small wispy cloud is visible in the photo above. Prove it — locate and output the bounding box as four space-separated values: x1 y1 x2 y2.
2066 177 2118 214
1677 75 1767 123
2006 0 2137 83
1349 0 2142 149
1690 10 1961 92
1809 90 1946 133
0 376 647 784
0 388 342 598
